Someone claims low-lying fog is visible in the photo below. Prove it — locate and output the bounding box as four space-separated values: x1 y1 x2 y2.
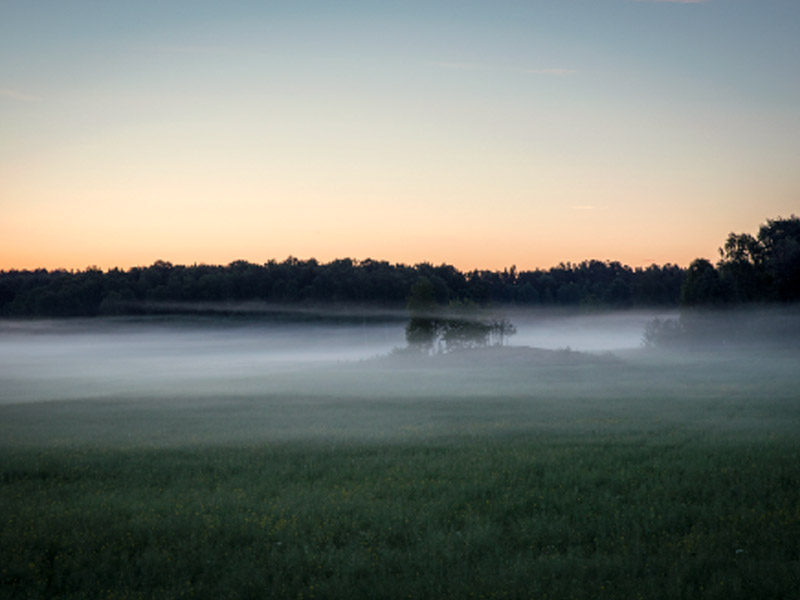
1 308 798 446
509 310 676 351
0 317 406 403
0 311 667 404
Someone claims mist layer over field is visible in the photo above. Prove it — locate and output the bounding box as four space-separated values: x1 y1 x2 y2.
3 309 799 599
0 316 405 404
1 309 798 446
0 310 664 405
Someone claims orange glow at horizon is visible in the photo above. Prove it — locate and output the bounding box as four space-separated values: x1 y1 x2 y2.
2 3 798 274
0 213 722 274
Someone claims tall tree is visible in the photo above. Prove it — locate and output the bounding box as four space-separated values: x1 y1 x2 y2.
681 259 725 306
717 232 766 302
758 216 800 301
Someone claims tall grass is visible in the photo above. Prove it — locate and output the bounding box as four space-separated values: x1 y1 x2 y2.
2 435 798 599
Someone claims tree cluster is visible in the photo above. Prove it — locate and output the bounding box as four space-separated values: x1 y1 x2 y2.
0 258 684 318
645 216 800 350
681 216 800 305
404 278 517 354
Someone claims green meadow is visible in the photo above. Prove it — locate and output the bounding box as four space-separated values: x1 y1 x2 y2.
2 343 799 599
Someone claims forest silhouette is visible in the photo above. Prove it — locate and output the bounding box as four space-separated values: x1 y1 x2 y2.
1 216 797 318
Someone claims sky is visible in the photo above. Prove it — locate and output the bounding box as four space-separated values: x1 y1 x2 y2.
1 0 798 272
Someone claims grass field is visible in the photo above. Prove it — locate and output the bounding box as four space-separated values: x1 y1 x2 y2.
2 341 799 599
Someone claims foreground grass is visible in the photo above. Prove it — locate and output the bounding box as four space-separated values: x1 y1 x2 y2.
2 435 798 600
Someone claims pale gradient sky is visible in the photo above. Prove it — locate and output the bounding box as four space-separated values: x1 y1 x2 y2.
1 0 798 271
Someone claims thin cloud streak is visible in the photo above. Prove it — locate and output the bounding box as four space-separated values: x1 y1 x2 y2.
526 68 577 76
0 89 40 102
431 61 483 71
148 45 232 55
433 62 577 76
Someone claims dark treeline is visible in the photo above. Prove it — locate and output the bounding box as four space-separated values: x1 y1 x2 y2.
682 215 800 305
1 215 796 318
0 258 683 318
643 215 800 349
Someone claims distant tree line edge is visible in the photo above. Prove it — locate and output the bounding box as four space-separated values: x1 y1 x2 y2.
1 216 797 319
